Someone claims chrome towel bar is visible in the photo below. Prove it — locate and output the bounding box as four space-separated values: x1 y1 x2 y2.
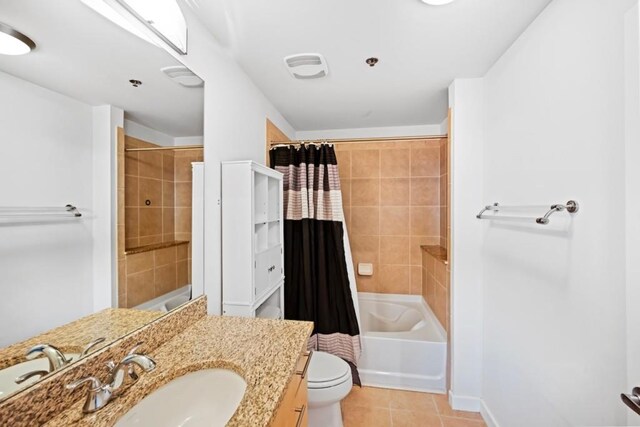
476 200 579 225
0 204 82 218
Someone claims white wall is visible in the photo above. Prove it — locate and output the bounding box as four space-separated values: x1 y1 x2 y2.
478 0 635 425
448 79 484 412
92 105 123 311
624 4 640 426
296 124 443 140
0 71 95 346
124 119 174 146
160 5 296 314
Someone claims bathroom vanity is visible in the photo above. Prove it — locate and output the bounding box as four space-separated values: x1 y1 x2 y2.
0 297 313 426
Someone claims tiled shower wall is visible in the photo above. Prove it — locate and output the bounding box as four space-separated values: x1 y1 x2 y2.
117 134 203 308
336 139 447 295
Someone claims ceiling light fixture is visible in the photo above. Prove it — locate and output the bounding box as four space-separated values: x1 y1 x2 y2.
366 57 379 67
129 79 142 87
420 0 456 5
0 22 36 55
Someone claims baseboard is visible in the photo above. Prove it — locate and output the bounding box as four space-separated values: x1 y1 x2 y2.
480 400 499 427
448 391 499 427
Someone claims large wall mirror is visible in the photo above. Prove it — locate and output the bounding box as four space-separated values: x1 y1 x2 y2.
0 0 203 401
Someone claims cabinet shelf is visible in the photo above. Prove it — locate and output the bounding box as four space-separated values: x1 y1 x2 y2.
222 161 285 319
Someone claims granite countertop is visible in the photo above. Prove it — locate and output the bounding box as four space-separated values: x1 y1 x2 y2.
421 245 448 264
45 316 314 427
0 309 163 371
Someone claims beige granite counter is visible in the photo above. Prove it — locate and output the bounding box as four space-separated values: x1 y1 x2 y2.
46 315 314 427
421 244 448 264
0 309 163 371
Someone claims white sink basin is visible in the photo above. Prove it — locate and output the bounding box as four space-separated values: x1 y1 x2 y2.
115 369 247 427
0 353 79 399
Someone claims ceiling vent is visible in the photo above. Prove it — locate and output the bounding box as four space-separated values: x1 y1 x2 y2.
161 65 203 87
284 53 328 80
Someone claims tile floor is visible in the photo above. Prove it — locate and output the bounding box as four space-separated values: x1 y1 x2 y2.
341 386 487 427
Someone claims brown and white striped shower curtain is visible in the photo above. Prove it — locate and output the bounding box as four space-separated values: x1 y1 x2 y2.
270 143 361 368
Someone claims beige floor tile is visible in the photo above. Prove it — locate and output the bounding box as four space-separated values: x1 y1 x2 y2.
433 395 484 420
388 389 438 413
342 404 392 427
391 410 443 427
342 386 391 409
440 416 487 427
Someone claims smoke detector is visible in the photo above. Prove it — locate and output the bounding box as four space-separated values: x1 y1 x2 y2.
284 53 328 79
161 65 203 87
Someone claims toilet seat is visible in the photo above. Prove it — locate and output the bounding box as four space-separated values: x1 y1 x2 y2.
307 351 352 389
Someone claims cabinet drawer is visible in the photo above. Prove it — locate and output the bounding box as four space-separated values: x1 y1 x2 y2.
255 245 282 297
270 351 311 427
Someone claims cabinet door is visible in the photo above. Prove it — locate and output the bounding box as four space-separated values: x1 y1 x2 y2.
269 245 284 288
255 250 271 298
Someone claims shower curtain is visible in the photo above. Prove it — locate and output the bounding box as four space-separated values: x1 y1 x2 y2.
270 144 362 368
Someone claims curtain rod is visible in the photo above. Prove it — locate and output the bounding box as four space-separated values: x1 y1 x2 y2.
269 134 447 147
125 145 204 152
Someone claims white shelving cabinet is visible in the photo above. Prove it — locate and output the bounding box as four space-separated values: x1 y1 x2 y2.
221 161 284 318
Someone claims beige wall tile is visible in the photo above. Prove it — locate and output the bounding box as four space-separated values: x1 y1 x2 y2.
351 207 380 236
126 269 154 308
125 151 139 176
410 266 422 295
379 265 410 294
175 182 192 208
380 178 410 206
139 208 163 237
163 207 175 237
125 208 139 240
411 178 440 206
139 235 163 246
434 283 448 331
155 246 177 266
351 179 380 206
410 207 439 236
434 260 447 286
411 146 440 177
139 178 162 208
336 150 351 179
350 235 379 264
380 207 410 236
126 251 154 274
426 271 436 305
162 153 175 181
343 206 352 231
174 156 194 182
411 236 440 265
380 149 410 178
379 236 410 265
352 150 380 178
177 244 188 261
162 181 175 208
175 207 192 234
125 175 138 208
177 260 189 287
138 151 162 180
421 266 428 301
118 261 127 308
341 179 352 207
155 263 177 296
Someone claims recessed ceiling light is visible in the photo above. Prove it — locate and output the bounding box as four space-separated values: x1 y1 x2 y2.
0 22 36 56
129 79 142 87
421 0 456 5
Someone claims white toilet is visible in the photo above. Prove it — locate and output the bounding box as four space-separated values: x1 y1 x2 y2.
307 351 353 427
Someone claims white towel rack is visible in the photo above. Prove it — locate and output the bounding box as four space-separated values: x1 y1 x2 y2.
476 200 579 225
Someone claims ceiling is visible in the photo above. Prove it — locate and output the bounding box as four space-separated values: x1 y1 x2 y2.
187 0 552 131
0 0 203 137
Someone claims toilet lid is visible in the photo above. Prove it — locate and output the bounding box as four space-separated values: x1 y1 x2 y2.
307 351 351 387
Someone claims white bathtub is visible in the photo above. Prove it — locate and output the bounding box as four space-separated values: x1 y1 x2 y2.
135 285 192 312
357 292 447 393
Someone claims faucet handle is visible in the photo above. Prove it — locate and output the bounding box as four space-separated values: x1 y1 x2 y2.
127 342 145 355
66 376 104 391
80 337 106 358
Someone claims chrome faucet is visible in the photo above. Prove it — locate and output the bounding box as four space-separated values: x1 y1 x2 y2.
66 343 156 413
25 344 71 371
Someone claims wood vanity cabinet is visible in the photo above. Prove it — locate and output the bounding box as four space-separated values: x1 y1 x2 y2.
271 350 312 427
